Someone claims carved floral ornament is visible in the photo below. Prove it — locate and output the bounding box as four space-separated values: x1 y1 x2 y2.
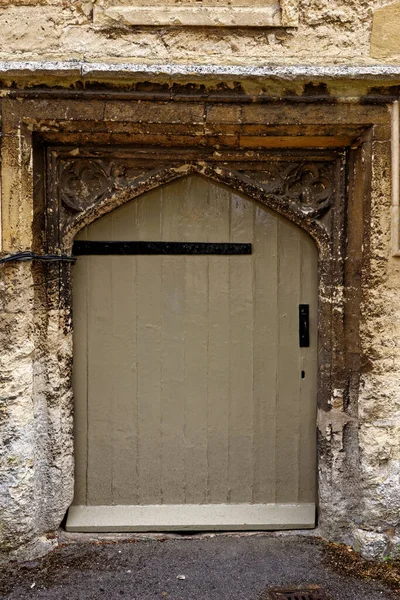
93 0 299 28
60 160 111 213
59 158 334 227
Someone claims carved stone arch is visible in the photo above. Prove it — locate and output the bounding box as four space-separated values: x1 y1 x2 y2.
30 139 352 550
52 149 342 421
62 160 334 255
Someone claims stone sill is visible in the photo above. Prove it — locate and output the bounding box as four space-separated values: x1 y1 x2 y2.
2 62 400 80
93 2 298 28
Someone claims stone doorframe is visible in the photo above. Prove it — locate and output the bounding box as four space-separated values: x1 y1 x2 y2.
0 92 392 559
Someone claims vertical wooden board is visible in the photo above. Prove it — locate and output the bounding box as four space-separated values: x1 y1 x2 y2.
109 254 139 505
135 188 162 240
111 194 139 240
184 256 209 503
85 212 114 241
74 225 87 242
276 219 301 503
85 214 115 505
252 206 278 503
228 192 254 503
136 191 163 504
183 177 209 504
207 184 231 502
180 176 210 243
86 255 114 505
299 234 318 503
160 180 186 504
72 228 88 505
108 203 139 504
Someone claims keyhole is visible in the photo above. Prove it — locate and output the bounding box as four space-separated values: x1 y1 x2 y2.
301 371 305 379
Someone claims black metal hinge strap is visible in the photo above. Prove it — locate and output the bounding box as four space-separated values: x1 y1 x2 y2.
73 241 252 256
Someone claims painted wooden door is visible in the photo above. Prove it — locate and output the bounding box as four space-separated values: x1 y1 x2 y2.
67 175 318 532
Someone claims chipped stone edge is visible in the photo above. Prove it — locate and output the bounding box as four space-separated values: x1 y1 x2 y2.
2 61 400 82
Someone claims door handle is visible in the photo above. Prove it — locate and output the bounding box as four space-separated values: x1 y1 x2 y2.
299 304 310 348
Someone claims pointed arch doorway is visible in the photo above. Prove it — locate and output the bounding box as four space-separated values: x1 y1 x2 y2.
66 174 318 532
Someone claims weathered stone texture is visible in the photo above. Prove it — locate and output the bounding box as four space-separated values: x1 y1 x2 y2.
0 262 74 562
1 0 400 565
0 264 36 554
371 2 400 59
353 134 400 558
0 0 396 64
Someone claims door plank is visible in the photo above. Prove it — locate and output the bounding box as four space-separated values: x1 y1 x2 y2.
253 207 279 503
183 177 209 504
228 192 255 503
299 235 318 503
160 180 186 504
86 214 114 505
207 183 231 503
72 228 89 505
276 220 301 503
109 253 139 504
136 191 163 504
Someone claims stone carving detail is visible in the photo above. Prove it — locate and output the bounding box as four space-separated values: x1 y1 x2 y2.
243 162 334 219
60 160 111 213
59 158 334 227
60 159 148 214
284 163 333 217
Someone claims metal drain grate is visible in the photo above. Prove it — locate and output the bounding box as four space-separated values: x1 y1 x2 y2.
267 588 331 600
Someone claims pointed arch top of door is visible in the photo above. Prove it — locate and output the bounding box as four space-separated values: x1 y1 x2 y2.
61 160 336 253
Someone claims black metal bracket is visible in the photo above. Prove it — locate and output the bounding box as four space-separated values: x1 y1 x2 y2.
299 304 310 348
73 241 252 256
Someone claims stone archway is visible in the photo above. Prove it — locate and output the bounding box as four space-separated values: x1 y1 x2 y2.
1 92 384 558
41 148 344 533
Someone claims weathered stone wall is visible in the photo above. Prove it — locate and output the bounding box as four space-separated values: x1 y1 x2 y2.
1 0 400 563
357 139 400 558
0 0 398 66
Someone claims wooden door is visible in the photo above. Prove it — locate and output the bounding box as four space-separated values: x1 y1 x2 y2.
67 175 318 532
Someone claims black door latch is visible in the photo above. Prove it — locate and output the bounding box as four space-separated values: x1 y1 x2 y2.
299 304 310 347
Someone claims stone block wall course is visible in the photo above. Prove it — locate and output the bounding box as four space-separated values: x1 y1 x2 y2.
0 0 396 65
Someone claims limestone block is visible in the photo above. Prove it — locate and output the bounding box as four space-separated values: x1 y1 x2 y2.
371 2 400 60
353 529 390 560
358 420 400 533
93 0 299 28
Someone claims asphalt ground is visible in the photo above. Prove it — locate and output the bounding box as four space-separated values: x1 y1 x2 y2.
0 534 397 599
